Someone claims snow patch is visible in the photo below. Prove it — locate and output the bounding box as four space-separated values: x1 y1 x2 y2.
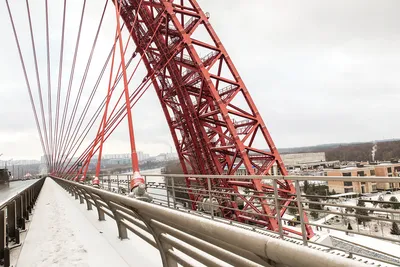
17 178 150 267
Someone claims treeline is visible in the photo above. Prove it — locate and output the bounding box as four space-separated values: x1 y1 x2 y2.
323 140 400 162
280 140 400 162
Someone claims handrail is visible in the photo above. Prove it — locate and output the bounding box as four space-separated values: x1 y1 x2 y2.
52 176 365 267
0 179 42 210
141 173 400 183
0 178 45 267
96 173 400 266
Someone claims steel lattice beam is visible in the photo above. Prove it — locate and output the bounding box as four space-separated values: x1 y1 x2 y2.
117 0 313 238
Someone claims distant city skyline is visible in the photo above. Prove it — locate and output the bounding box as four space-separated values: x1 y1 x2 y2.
2 137 396 163
0 150 178 164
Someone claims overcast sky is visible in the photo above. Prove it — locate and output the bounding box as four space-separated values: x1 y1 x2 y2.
0 0 399 161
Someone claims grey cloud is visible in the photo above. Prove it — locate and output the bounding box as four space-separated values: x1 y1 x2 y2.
0 0 399 160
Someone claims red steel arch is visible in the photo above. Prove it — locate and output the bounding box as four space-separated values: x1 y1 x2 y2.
116 0 313 238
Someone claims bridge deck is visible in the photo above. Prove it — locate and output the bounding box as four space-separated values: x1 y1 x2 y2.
17 178 160 267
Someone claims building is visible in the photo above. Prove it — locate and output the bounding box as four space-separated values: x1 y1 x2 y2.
102 154 130 160
325 167 377 194
326 162 400 194
220 152 327 175
372 163 400 190
101 152 150 162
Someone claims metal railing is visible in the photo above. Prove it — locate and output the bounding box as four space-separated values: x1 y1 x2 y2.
0 179 44 267
94 173 400 266
52 176 365 267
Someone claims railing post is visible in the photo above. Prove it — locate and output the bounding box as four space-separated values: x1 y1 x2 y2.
74 187 79 200
117 175 120 194
295 180 308 246
273 179 283 239
104 200 128 240
171 177 177 209
23 192 29 221
108 175 111 191
30 187 34 208
80 188 92 211
86 191 105 221
207 178 214 219
69 185 74 196
78 189 84 204
0 207 9 267
0 209 6 259
127 175 130 193
6 201 16 240
15 197 23 230
27 190 32 213
166 177 171 208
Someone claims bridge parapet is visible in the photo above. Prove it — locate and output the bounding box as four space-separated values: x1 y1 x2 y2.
0 179 44 267
93 173 400 266
52 176 366 267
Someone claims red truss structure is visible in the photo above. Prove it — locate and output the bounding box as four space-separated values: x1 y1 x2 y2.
117 0 313 238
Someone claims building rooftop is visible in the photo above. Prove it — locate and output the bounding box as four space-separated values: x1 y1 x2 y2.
325 166 375 171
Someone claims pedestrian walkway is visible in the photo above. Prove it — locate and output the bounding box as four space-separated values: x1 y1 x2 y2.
17 178 161 267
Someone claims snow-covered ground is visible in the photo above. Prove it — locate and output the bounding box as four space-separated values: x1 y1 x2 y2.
306 191 400 262
278 190 400 265
17 178 162 267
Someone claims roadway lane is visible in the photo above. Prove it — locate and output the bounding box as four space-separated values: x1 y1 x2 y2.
0 180 38 205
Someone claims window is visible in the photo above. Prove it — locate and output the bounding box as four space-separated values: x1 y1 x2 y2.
344 181 353 186
370 170 375 176
344 188 354 193
357 171 365 177
387 167 392 173
343 172 351 177
361 182 366 185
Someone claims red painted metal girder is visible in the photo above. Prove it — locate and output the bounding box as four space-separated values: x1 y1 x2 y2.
116 0 313 238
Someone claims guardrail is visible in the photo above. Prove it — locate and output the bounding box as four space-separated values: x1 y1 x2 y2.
0 178 44 267
94 173 400 266
52 176 366 267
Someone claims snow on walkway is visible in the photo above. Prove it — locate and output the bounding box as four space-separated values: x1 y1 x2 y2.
17 178 159 267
